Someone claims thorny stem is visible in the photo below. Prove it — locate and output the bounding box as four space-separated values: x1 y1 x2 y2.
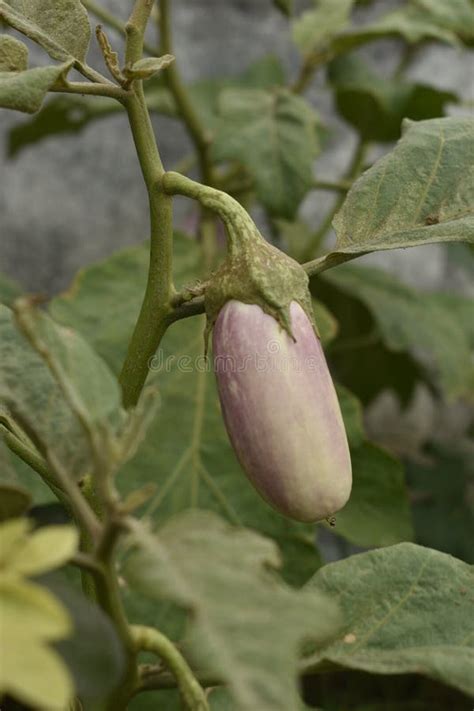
131 626 210 710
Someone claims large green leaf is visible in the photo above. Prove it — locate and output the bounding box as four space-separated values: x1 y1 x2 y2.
50 237 323 585
304 544 474 697
0 0 91 62
212 88 319 217
332 443 414 547
322 265 474 400
0 61 72 114
310 118 474 272
328 55 456 142
124 510 342 711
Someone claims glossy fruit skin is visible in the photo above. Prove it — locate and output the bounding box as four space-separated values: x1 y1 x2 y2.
213 299 352 522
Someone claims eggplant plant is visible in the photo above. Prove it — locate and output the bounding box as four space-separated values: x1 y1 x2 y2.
0 1 473 710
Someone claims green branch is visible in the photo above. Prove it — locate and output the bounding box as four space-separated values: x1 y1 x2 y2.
50 80 127 100
132 626 209 710
119 1 174 409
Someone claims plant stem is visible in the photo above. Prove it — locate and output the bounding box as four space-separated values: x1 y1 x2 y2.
136 663 221 692
119 1 174 409
46 450 102 540
313 178 352 193
291 49 331 94
131 626 209 710
158 0 214 186
300 138 369 262
50 81 127 100
82 0 159 56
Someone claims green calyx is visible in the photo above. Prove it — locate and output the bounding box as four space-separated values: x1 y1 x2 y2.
161 172 316 343
203 206 316 346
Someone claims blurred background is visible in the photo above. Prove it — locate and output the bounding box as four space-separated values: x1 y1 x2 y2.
1 0 473 565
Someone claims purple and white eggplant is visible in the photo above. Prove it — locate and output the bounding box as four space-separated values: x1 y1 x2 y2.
213 299 352 523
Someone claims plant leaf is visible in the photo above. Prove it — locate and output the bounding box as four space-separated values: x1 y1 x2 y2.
332 442 414 547
0 33 28 71
292 0 354 54
328 55 457 142
408 444 474 564
331 7 459 53
0 0 91 62
304 544 474 697
42 572 126 706
0 304 100 479
124 54 175 81
322 265 474 400
273 0 293 17
0 519 75 710
411 0 474 45
311 118 474 271
124 510 342 711
213 88 319 217
0 61 72 114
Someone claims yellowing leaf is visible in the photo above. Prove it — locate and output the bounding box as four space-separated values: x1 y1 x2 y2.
9 525 78 576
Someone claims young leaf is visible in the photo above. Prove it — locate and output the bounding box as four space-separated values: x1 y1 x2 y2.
0 61 73 114
124 511 342 711
310 117 474 272
124 54 175 81
304 544 474 697
329 55 457 142
0 0 91 62
0 33 28 71
323 265 474 400
213 88 319 217
331 442 414 547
